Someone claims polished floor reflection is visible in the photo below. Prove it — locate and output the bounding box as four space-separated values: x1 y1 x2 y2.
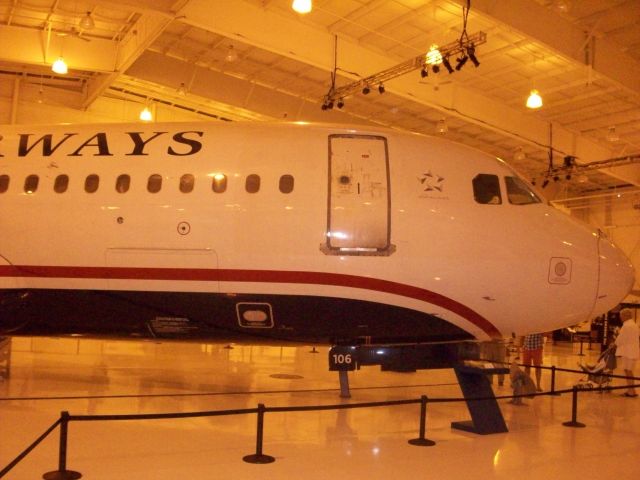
1 337 639 479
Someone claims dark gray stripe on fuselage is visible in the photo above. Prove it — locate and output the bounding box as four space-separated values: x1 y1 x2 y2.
0 289 473 344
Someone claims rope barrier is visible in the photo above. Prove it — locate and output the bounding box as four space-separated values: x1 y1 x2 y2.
0 418 61 479
1 364 638 478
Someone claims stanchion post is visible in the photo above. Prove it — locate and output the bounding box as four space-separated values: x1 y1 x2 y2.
42 411 82 480
550 365 561 396
243 403 276 464
562 387 586 428
408 395 435 446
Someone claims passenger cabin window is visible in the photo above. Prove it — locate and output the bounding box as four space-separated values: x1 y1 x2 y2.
0 175 9 193
85 174 99 193
212 174 227 193
147 174 162 193
24 175 39 194
246 174 260 193
505 176 541 205
54 175 69 193
116 174 130 193
279 174 294 194
473 174 502 205
180 174 195 193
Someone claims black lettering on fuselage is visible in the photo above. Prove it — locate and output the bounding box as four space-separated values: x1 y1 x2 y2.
125 131 168 156
68 133 113 157
168 131 204 156
18 133 77 157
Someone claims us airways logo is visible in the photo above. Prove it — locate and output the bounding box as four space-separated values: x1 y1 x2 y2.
0 130 204 158
418 171 448 199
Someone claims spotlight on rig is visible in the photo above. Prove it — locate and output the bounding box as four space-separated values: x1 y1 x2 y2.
420 67 428 78
442 55 454 74
378 83 385 94
362 85 371 95
467 45 480 67
455 55 468 71
336 98 344 109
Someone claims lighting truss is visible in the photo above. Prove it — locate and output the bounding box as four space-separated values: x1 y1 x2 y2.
322 31 486 109
536 153 640 187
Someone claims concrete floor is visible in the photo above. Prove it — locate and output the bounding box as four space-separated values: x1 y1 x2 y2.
0 337 638 479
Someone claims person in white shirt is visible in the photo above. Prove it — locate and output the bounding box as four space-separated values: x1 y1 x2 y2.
615 308 639 397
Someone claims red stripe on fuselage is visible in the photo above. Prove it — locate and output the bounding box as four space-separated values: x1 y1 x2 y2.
0 265 501 338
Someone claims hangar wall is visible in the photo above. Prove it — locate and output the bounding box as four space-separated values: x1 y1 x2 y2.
587 198 640 301
0 93 205 125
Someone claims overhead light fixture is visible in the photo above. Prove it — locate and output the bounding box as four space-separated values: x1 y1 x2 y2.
362 85 371 95
52 57 68 74
553 0 571 13
467 45 480 67
177 82 187 96
425 44 442 66
606 126 619 142
436 118 448 134
420 67 428 78
526 89 543 109
336 99 344 109
79 11 95 30
514 147 526 161
292 0 312 14
378 83 385 94
140 104 153 122
225 45 238 62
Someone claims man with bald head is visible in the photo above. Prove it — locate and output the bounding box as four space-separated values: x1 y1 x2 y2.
615 308 639 397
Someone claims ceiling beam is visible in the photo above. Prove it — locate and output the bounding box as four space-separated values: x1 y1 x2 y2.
126 51 359 124
0 24 117 71
453 0 640 98
174 0 615 165
81 13 173 109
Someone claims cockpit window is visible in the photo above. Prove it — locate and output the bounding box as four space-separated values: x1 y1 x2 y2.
505 176 541 205
473 174 502 204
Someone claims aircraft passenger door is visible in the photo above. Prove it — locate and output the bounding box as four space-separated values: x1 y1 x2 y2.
323 134 395 256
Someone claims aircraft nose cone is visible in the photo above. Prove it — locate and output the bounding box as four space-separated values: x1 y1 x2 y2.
595 236 635 315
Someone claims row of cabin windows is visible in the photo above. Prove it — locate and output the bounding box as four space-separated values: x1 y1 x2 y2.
0 171 539 205
472 173 541 205
0 173 295 195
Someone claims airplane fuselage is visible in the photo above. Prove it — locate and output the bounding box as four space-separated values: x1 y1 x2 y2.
0 122 634 345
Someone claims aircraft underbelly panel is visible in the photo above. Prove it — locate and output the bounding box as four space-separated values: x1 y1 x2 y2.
0 288 473 344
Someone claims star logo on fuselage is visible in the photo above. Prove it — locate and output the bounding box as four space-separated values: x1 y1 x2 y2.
419 171 445 192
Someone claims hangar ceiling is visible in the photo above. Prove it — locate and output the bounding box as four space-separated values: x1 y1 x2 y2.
1 0 639 202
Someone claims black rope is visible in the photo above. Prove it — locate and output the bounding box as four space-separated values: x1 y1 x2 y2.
0 418 61 479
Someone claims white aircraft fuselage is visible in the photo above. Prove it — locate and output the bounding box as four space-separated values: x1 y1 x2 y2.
0 122 634 345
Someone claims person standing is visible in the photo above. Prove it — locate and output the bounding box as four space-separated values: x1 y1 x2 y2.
522 333 544 392
615 308 639 397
